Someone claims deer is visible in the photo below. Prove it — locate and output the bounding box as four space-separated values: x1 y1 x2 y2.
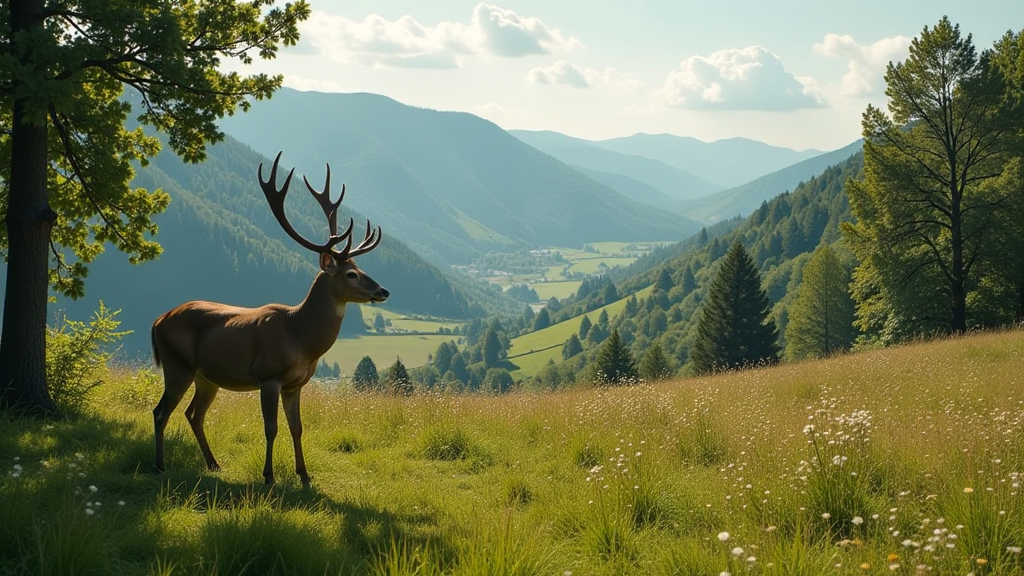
151 151 388 487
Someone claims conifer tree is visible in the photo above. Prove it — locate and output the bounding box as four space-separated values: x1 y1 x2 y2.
785 246 857 360
482 327 504 369
353 356 379 392
578 315 593 339
690 242 779 375
384 357 413 396
591 329 638 385
655 268 674 292
639 343 675 381
533 308 552 331
562 334 584 359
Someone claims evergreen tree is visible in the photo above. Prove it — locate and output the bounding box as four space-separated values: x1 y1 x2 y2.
482 327 503 369
843 17 1024 340
689 242 779 375
655 268 674 293
601 283 620 305
591 329 638 385
598 309 609 327
373 312 387 333
533 308 552 331
448 354 470 386
433 341 456 375
352 356 379 392
578 315 593 340
562 334 584 359
384 357 413 396
639 343 675 381
785 246 857 360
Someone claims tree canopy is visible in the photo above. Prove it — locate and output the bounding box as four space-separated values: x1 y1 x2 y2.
843 18 1024 343
0 0 310 412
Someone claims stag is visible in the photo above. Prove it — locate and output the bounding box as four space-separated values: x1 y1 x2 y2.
151 152 388 487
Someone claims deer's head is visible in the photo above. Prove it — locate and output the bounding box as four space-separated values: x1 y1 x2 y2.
258 152 389 306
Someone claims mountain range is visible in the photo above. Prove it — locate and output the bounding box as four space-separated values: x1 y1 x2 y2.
217 89 702 267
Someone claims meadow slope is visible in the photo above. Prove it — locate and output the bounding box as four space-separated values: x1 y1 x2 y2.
2 330 1023 575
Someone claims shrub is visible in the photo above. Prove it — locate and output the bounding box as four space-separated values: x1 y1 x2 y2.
46 303 127 415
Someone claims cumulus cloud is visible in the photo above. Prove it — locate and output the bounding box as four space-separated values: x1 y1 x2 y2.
303 3 580 69
527 60 644 92
653 46 826 111
813 34 911 97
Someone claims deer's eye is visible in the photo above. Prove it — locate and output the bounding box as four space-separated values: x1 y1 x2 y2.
345 270 359 280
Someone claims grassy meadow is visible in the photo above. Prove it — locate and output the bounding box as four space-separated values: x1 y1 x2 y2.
2 330 1024 575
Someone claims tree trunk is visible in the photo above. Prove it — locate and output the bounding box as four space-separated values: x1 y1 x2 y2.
0 0 57 415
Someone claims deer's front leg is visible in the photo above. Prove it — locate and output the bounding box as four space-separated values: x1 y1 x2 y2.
282 388 310 487
260 382 282 485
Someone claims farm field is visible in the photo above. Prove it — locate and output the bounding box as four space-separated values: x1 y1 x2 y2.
322 334 458 376
3 329 1023 575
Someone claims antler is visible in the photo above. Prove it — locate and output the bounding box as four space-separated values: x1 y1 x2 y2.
258 152 383 260
338 219 383 260
258 151 353 254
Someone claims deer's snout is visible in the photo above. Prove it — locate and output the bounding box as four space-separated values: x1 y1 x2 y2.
373 287 390 303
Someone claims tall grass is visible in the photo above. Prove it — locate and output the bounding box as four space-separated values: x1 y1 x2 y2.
2 330 1024 574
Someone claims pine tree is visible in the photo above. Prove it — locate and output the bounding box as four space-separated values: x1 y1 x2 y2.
352 356 379 392
591 329 638 386
689 242 780 375
373 312 387 333
562 334 584 359
655 268 674 292
482 327 503 369
578 315 593 339
433 341 456 375
639 343 675 381
533 308 552 331
785 246 857 360
384 357 413 396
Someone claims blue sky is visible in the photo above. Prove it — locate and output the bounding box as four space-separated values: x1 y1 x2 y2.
240 1 1022 151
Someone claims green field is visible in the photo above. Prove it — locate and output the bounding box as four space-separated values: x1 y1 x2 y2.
531 280 581 301
321 333 458 375
4 330 1023 575
355 306 462 334
509 286 654 376
566 257 636 275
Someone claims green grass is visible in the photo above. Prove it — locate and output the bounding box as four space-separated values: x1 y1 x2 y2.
531 280 581 301
322 334 457 376
567 257 636 275
4 329 1024 575
356 307 463 334
509 286 654 376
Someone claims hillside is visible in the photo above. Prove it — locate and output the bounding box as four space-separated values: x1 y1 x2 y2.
595 132 823 188
522 152 863 383
46 136 519 356
3 328 1022 574
678 139 863 222
218 90 700 266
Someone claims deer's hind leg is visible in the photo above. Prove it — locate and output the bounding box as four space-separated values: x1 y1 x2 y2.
185 376 221 471
153 363 195 473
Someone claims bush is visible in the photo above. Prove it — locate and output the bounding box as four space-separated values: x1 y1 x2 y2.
46 303 127 415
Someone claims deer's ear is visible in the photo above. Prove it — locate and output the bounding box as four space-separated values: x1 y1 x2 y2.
319 252 341 275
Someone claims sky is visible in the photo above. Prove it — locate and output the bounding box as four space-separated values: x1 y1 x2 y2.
235 1 1023 151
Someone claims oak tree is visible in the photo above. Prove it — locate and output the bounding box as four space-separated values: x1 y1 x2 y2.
0 0 310 413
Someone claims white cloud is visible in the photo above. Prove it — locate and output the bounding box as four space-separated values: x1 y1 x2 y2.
653 46 826 111
303 3 580 69
527 60 644 92
813 34 911 97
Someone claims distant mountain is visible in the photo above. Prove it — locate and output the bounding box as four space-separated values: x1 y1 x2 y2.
510 130 723 203
594 133 823 188
218 89 699 267
44 136 519 356
677 140 863 222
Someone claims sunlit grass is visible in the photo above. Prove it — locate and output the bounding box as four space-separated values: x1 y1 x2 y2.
2 329 1024 574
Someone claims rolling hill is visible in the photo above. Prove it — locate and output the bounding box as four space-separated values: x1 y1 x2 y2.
677 139 863 222
217 89 701 267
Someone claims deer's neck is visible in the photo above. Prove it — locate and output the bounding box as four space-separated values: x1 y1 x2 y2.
292 273 345 356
